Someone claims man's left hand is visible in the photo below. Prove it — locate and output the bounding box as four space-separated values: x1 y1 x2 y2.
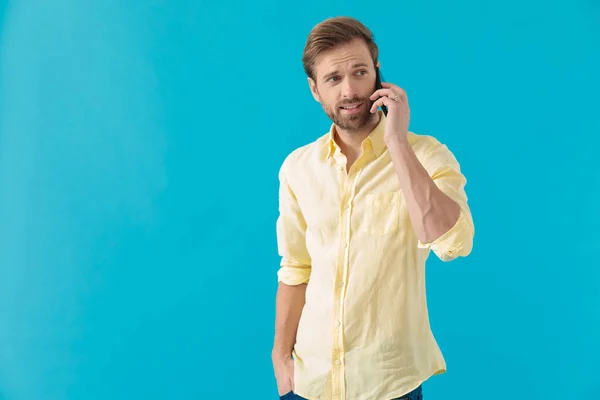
369 82 410 146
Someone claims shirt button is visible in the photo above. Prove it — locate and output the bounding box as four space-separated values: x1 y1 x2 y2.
342 242 347 248
338 281 344 287
335 320 341 326
335 360 341 365
344 204 350 209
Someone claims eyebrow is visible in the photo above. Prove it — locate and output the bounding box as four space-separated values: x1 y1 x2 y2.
322 63 370 81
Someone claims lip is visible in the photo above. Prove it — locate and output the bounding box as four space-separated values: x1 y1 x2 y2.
340 102 364 114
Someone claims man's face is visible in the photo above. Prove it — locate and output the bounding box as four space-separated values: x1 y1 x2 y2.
308 38 378 133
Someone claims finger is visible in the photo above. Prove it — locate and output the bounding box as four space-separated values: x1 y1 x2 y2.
371 96 410 113
381 82 409 105
381 82 405 95
369 88 397 100
370 96 400 113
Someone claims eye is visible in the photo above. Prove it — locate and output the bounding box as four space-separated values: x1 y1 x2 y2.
327 76 339 82
356 70 368 76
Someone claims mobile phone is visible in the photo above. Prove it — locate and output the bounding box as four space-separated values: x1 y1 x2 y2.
375 66 387 116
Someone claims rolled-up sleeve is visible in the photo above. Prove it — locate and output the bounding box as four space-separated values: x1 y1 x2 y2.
276 157 311 284
417 139 475 262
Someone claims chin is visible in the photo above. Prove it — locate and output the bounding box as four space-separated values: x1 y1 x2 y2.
336 112 371 130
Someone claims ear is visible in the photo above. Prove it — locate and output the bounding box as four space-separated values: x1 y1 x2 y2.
376 60 380 69
307 77 321 103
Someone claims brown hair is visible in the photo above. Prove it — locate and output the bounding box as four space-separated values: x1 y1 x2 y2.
302 17 379 81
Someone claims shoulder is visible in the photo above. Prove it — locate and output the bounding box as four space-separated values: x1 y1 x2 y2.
408 131 459 165
408 131 444 154
278 131 329 177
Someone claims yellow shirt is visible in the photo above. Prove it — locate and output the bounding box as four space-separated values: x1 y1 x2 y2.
275 111 475 400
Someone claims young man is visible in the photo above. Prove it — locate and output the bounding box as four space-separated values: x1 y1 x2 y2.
272 17 475 400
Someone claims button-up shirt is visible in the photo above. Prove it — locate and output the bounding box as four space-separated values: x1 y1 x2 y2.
276 111 475 400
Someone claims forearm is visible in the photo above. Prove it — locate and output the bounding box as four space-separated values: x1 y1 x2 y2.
272 282 307 361
386 139 461 244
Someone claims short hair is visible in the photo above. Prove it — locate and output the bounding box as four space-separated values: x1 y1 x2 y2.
302 16 379 81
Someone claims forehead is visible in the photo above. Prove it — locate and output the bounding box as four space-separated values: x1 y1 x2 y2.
313 38 373 78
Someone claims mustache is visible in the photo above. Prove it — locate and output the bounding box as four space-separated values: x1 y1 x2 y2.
338 98 369 107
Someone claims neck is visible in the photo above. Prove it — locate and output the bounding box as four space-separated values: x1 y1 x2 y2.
334 112 380 155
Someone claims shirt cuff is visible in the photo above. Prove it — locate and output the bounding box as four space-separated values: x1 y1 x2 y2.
277 266 311 285
417 210 471 260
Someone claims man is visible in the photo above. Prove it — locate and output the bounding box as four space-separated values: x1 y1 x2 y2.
272 16 475 400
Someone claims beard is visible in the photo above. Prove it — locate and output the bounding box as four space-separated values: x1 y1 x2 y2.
322 96 376 133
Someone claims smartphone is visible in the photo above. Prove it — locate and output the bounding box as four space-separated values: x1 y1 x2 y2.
375 67 387 116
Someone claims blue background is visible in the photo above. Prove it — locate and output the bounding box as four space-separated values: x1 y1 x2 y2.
1 0 599 399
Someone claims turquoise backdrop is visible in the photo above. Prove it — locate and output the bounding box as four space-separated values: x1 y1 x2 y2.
0 0 599 399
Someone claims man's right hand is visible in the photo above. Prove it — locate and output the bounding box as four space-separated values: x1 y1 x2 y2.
272 282 306 396
273 354 295 396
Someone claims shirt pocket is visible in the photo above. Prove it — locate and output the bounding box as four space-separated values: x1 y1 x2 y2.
362 190 403 236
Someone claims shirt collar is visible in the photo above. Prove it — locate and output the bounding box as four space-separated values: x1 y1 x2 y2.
324 110 387 159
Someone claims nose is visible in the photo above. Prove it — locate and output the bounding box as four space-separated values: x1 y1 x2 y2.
340 77 360 99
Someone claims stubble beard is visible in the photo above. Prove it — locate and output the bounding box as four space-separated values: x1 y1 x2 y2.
323 97 376 134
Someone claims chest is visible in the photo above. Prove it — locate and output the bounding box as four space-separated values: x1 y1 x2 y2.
292 155 408 235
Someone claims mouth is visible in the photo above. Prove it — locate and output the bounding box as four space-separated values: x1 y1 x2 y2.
339 102 364 114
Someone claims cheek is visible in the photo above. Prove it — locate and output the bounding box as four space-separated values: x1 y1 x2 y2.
322 94 339 110
361 82 376 97
320 86 337 100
